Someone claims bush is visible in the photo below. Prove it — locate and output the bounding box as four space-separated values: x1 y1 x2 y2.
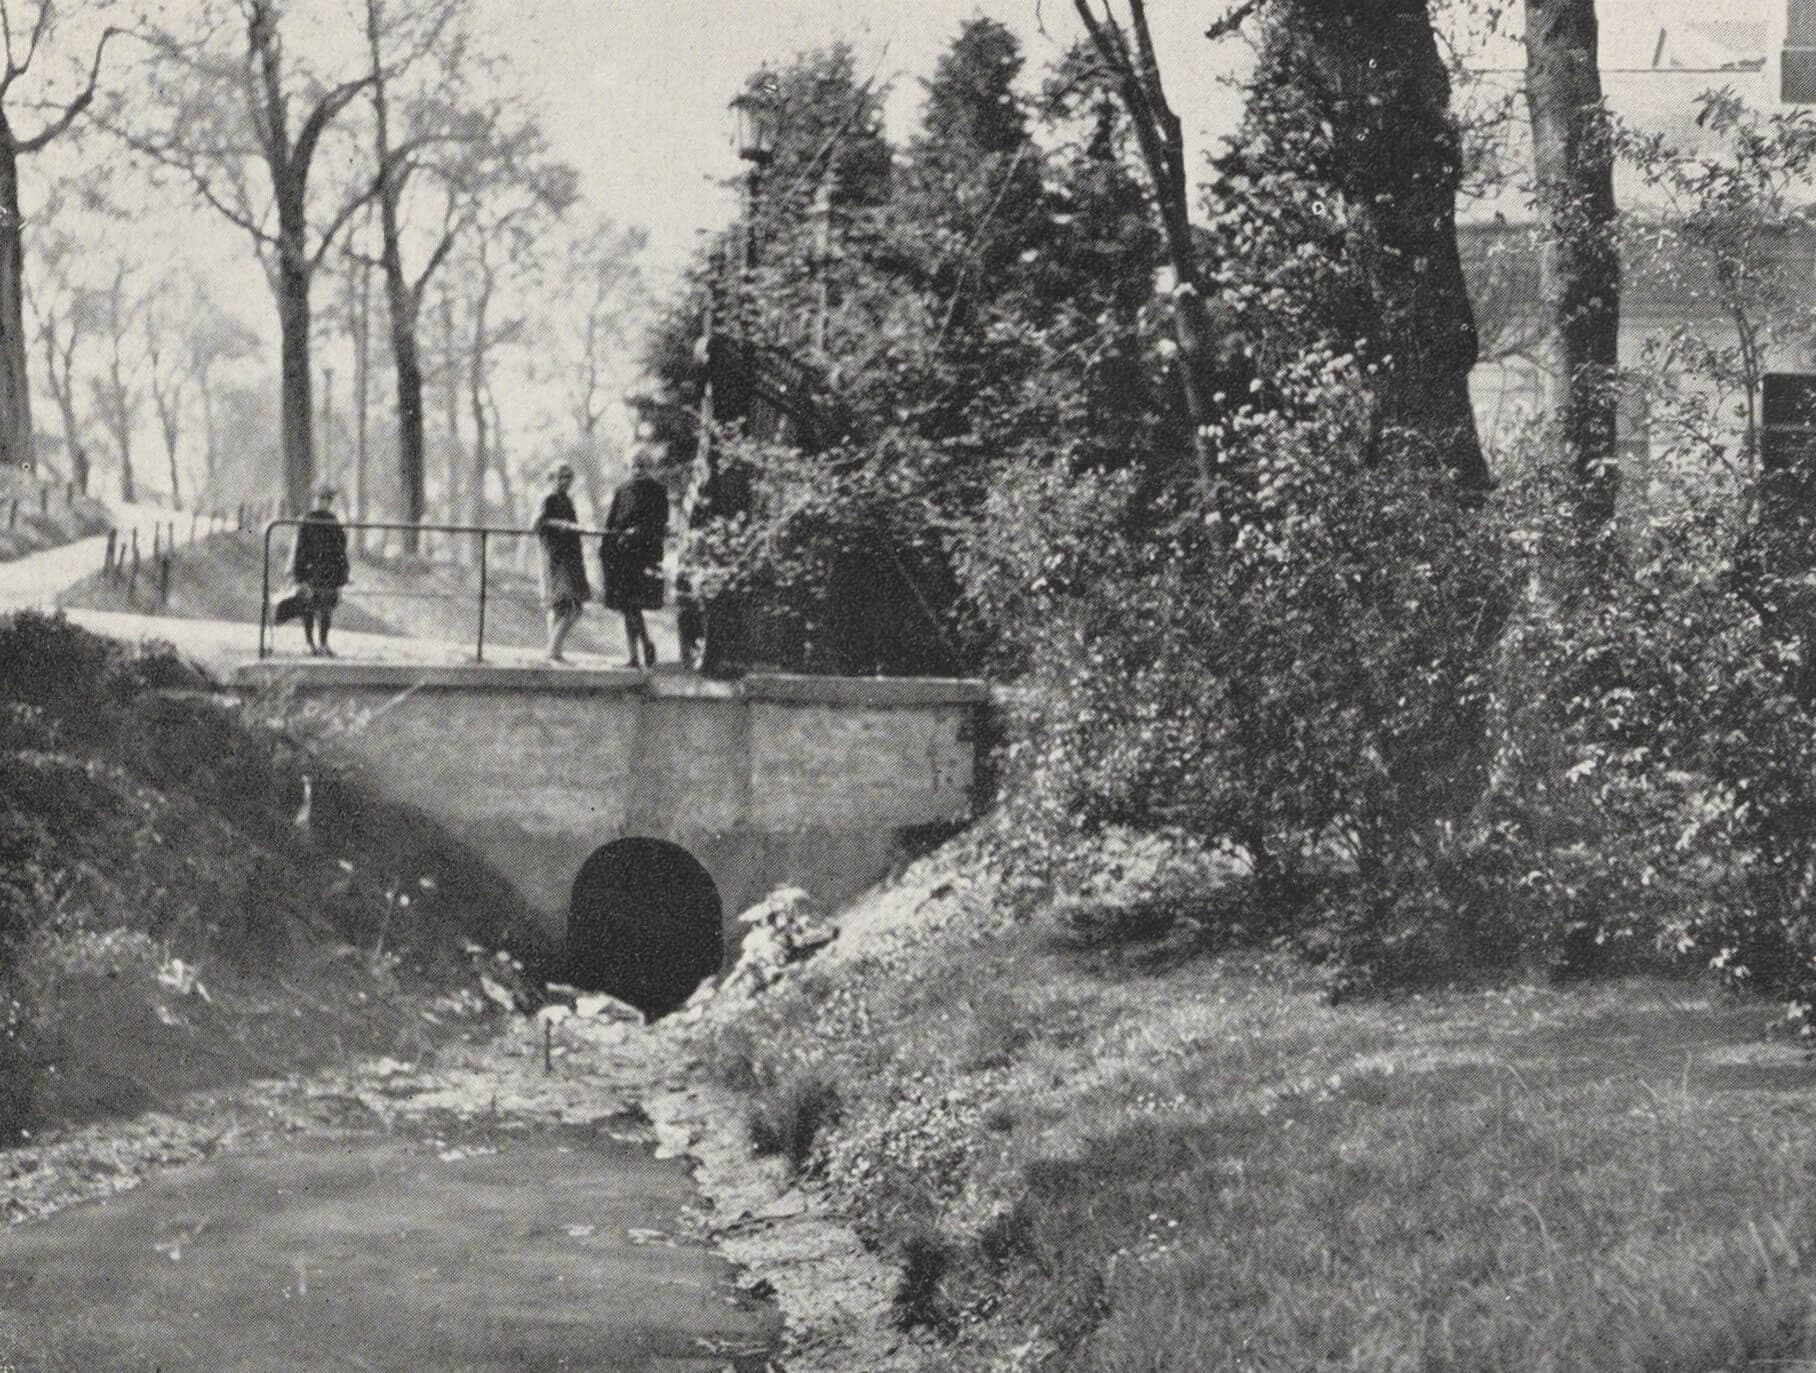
747 1070 842 1176
0 990 33 1143
892 1227 958 1333
969 352 1509 983
0 611 122 737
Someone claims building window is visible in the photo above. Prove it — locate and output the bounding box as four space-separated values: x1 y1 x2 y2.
1761 372 1816 470
1616 384 1650 469
1787 0 1816 100
1793 0 1816 46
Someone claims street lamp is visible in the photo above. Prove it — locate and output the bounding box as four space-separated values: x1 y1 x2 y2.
730 78 781 167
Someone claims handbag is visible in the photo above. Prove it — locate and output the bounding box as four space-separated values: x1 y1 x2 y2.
272 588 309 625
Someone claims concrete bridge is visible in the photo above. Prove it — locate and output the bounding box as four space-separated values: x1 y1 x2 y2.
232 661 988 1013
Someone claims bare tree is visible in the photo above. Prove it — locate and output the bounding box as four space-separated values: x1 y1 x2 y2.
88 255 138 502
25 181 102 489
1072 0 1217 486
555 221 648 518
184 290 260 504
362 0 575 546
134 0 374 514
362 0 462 545
0 1 118 470
143 280 188 506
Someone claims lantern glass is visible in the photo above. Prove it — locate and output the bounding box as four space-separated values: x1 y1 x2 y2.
731 86 781 164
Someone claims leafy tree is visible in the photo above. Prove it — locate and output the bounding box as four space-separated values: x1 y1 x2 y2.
1225 0 1491 488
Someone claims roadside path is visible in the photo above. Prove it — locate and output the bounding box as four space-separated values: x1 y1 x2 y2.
0 510 674 676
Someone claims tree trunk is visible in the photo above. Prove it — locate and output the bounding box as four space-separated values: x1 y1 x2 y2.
276 251 315 516
439 289 464 533
389 297 426 533
198 366 217 481
1294 0 1490 489
469 276 492 532
42 326 80 488
1526 0 1620 534
163 432 181 508
0 127 34 472
351 254 370 537
489 391 517 522
114 425 133 503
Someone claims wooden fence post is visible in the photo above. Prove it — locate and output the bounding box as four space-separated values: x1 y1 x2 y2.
104 528 117 579
158 553 171 608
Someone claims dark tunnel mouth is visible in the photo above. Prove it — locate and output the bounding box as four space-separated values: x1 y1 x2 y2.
566 838 724 1019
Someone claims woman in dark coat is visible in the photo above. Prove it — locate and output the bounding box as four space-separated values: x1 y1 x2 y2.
290 485 350 656
601 447 669 669
534 463 589 663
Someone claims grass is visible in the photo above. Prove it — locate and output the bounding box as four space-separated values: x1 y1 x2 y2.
693 845 1816 1370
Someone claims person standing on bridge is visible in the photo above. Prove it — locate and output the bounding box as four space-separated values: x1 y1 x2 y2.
601 446 669 669
534 463 590 663
290 485 350 657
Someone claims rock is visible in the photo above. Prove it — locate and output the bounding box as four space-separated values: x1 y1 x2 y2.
478 974 520 1013
721 888 841 998
573 992 644 1023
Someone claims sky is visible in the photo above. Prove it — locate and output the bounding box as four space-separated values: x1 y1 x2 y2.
488 0 1248 276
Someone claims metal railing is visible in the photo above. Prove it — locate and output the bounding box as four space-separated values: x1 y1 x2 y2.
258 517 617 662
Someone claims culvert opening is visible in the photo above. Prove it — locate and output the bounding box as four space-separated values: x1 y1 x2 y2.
566 838 724 1018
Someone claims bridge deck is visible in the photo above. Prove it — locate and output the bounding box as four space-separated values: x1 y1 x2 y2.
231 659 991 706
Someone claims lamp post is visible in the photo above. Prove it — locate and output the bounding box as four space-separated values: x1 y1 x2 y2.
729 77 781 279
683 79 782 675
809 169 835 354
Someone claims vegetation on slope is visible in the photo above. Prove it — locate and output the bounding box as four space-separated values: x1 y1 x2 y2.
0 470 109 563
0 611 549 1141
693 834 1816 1371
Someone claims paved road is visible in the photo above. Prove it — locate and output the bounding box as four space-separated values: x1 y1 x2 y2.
0 1123 779 1372
0 501 232 618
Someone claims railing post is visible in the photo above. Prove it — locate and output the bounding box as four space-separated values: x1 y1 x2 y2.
258 520 277 659
476 528 488 663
